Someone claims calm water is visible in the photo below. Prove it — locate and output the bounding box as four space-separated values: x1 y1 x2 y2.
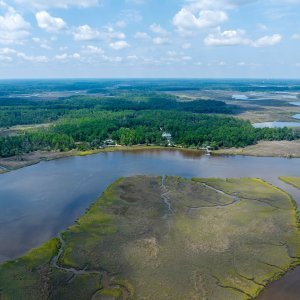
0 149 300 298
293 114 300 120
232 94 249 100
253 121 300 128
290 102 300 106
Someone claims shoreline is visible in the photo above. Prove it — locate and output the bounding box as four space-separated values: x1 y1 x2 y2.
1 141 300 174
0 146 206 173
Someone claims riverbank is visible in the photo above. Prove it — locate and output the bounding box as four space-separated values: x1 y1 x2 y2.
214 140 300 158
1 140 300 174
0 146 204 172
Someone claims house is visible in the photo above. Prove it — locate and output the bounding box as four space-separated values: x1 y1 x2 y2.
103 139 116 147
162 132 173 147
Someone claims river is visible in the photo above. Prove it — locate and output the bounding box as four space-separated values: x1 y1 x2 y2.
0 149 300 299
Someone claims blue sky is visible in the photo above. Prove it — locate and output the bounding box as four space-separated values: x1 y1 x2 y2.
0 0 300 78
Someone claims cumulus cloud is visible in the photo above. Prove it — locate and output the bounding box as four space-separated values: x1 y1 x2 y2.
252 34 282 47
73 25 125 41
109 40 130 50
204 28 250 46
54 52 80 61
0 5 30 44
172 0 232 36
36 11 67 32
150 23 168 35
82 45 104 54
152 37 170 45
0 47 48 62
172 0 259 36
32 37 51 49
204 27 282 47
173 8 228 35
73 25 101 41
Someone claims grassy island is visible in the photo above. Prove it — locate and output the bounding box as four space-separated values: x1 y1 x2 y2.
280 177 300 189
0 176 300 299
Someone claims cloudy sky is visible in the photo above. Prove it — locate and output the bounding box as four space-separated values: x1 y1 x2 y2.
0 0 300 78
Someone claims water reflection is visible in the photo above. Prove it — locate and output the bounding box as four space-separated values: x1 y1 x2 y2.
253 121 300 128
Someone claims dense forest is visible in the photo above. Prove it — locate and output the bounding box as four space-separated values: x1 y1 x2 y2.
0 93 239 127
0 89 298 158
0 108 297 157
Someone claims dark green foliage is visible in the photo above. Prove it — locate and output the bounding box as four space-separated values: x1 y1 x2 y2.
0 93 238 128
0 109 297 157
0 132 74 157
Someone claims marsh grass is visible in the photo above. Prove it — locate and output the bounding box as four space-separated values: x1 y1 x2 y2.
1 176 300 300
280 176 300 190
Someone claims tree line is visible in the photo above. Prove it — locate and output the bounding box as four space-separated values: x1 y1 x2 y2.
0 110 297 157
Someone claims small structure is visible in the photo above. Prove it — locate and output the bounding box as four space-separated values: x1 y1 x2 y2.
206 146 211 155
162 132 173 146
103 139 116 147
162 132 172 140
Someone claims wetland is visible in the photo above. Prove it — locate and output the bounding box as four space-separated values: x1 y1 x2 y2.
1 175 300 300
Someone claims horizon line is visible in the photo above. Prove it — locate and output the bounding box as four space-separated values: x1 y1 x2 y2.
1 77 300 81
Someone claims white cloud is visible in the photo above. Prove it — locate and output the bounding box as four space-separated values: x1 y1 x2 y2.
172 0 259 36
13 0 100 9
54 52 80 61
252 34 282 47
73 25 101 41
0 5 30 44
109 40 130 50
127 55 138 60
204 28 282 47
150 23 168 36
173 1 228 36
17 52 48 62
104 26 126 40
32 37 51 49
0 47 48 62
0 54 12 61
174 8 228 33
82 45 104 54
204 28 251 46
73 25 125 41
54 53 68 60
36 11 66 32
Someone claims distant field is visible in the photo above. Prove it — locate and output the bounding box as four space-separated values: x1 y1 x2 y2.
0 176 299 300
215 140 300 158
